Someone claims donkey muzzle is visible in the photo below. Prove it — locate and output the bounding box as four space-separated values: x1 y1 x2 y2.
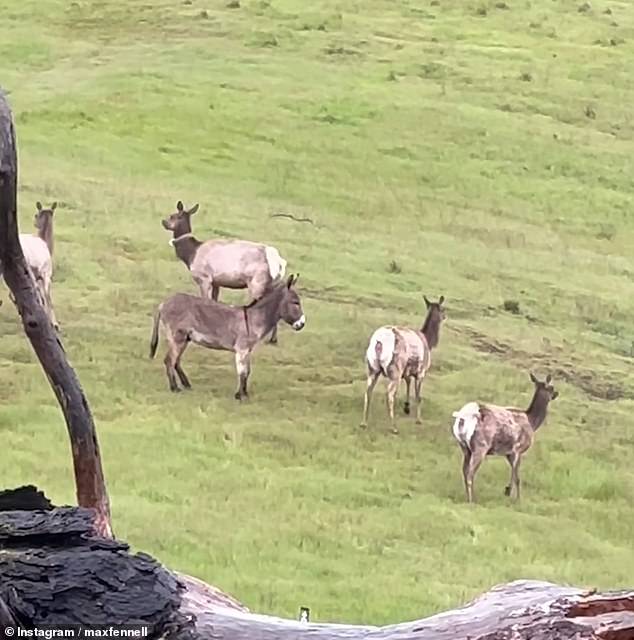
292 315 306 331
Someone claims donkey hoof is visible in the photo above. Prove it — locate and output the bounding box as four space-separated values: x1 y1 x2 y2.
415 418 422 425
403 403 410 415
504 486 511 497
234 392 242 401
359 422 368 429
391 427 400 435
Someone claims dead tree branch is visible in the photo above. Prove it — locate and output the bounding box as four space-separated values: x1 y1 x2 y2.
270 212 315 225
0 88 112 538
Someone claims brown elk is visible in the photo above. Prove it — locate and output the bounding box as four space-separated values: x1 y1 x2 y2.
451 373 559 503
161 200 287 344
360 295 446 434
149 274 305 398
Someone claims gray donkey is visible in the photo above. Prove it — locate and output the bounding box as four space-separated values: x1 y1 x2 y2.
452 373 559 503
149 274 305 398
162 200 287 344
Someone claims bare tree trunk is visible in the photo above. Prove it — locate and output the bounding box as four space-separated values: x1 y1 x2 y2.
0 89 112 538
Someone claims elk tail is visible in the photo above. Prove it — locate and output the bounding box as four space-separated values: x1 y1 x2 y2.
149 304 162 359
374 340 386 375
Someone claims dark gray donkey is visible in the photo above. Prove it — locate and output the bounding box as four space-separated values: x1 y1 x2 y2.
149 274 305 398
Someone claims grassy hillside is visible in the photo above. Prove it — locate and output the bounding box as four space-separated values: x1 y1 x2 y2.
1 0 633 625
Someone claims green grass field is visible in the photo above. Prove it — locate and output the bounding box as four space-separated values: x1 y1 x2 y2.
1 0 634 625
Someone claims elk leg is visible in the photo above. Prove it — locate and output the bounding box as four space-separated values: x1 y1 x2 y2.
461 447 472 500
414 376 424 425
199 278 214 300
403 377 411 415
506 453 522 500
248 276 277 345
466 448 486 504
386 377 400 434
234 351 250 400
361 369 380 428
44 279 59 331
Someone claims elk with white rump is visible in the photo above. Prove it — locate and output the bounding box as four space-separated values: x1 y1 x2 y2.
162 200 287 344
361 295 446 434
451 373 559 503
0 201 59 330
149 274 305 398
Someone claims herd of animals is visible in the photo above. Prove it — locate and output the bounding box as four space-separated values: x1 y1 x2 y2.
1 199 560 503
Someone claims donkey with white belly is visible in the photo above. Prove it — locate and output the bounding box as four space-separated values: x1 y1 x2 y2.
361 295 446 434
162 200 287 344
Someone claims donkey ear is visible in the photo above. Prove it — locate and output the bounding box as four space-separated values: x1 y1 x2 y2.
438 295 445 305
545 374 552 384
176 200 184 212
286 274 295 288
293 273 300 285
423 295 432 308
36 201 42 211
50 202 57 212
529 372 539 384
188 203 199 215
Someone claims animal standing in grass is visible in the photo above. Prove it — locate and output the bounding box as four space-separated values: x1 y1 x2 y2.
451 373 559 503
0 201 59 330
162 200 287 344
361 295 446 434
149 274 305 398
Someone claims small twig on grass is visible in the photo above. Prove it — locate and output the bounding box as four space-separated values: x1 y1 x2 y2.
270 212 315 225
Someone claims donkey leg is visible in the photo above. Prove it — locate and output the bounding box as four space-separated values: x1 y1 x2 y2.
163 333 182 393
386 377 400 434
267 325 279 345
360 370 380 428
174 342 192 390
403 377 411 415
466 448 486 504
234 351 250 400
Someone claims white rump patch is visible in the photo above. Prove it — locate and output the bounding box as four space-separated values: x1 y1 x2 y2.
366 327 396 375
265 246 287 280
451 401 480 450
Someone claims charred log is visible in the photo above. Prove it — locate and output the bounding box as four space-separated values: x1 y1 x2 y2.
0 493 632 640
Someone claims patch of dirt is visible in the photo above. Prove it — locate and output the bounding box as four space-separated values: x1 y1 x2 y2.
457 326 631 402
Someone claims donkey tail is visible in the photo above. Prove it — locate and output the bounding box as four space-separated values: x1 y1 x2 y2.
149 304 162 359
265 246 287 281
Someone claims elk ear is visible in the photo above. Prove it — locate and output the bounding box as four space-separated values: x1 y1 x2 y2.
50 202 57 212
529 372 539 385
188 203 199 215
423 295 432 308
36 201 42 211
176 200 184 212
551 390 559 400
438 295 445 305
545 374 552 384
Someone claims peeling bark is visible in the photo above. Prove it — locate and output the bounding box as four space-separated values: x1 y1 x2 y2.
0 89 112 537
